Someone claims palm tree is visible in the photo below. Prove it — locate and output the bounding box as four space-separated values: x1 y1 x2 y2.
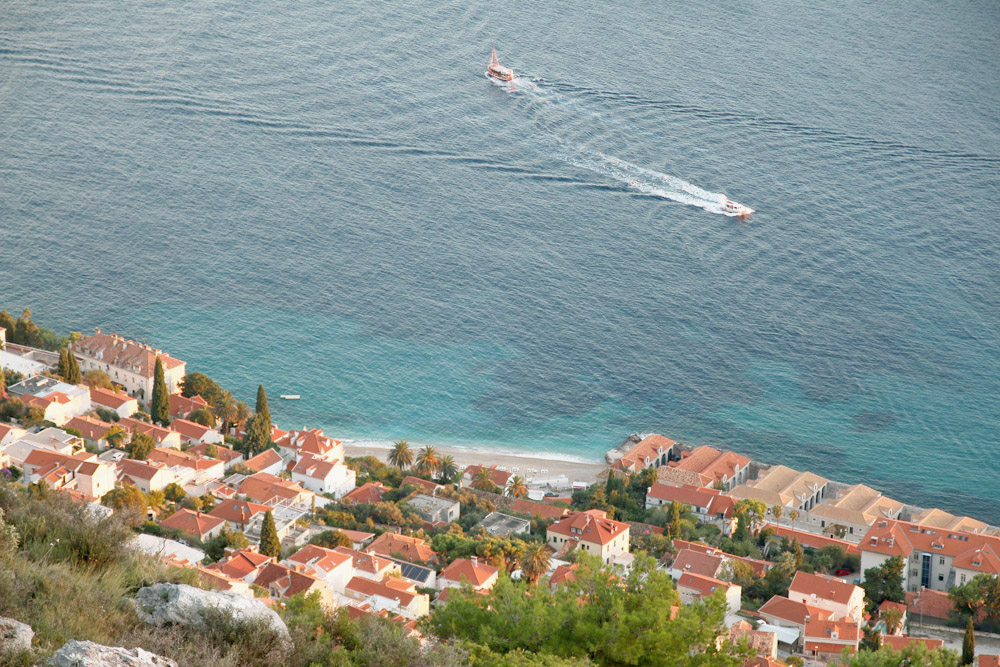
520 542 551 585
507 475 527 498
437 455 458 483
771 504 784 526
216 391 238 435
415 445 440 476
789 509 799 527
388 440 414 470
471 467 496 492
235 400 251 427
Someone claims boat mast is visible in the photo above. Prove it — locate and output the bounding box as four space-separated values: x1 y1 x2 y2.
491 46 499 66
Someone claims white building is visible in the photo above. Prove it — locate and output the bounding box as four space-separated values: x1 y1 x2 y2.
72 330 185 405
7 375 91 426
289 454 356 498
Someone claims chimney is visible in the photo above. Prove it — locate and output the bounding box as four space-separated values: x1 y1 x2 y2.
471 556 478 567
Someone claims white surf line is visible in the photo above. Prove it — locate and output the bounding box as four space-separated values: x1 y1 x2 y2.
496 75 738 215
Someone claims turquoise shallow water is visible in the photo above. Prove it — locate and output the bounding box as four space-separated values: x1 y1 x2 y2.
1 0 998 520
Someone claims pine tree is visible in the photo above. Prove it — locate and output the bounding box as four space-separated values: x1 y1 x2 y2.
65 349 81 384
241 413 270 456
150 357 169 425
259 510 281 558
255 384 271 431
962 617 975 665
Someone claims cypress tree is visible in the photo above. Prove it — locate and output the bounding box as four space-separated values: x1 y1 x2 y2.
259 510 281 558
962 617 975 665
65 349 81 385
241 413 269 456
57 348 68 380
151 357 170 426
255 384 271 429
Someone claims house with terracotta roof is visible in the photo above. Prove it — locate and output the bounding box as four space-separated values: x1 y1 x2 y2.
187 442 243 468
609 434 677 475
367 532 437 565
546 509 630 565
910 507 989 534
284 544 355 594
549 563 580 589
116 458 176 493
64 415 116 450
729 465 829 512
511 497 570 521
343 481 389 505
238 471 315 508
197 567 254 597
147 446 225 485
208 499 271 532
168 393 209 421
766 525 861 557
859 519 1000 594
665 445 750 491
438 557 499 592
343 576 429 619
978 656 1000 667
758 595 828 650
646 482 737 535
72 330 186 404
400 475 442 495
675 572 742 614
668 548 727 580
803 616 861 661
255 562 334 608
7 375 91 426
880 635 944 652
170 418 223 447
205 546 273 583
728 620 778 660
788 571 864 623
88 386 139 420
22 449 116 500
802 484 904 542
160 508 225 541
460 464 512 492
333 546 401 582
243 448 284 476
290 453 356 498
275 428 344 465
118 417 182 449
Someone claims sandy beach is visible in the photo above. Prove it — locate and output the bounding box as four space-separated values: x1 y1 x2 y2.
343 441 608 487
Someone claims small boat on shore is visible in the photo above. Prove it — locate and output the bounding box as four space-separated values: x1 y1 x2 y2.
279 394 301 400
723 199 755 218
486 47 514 82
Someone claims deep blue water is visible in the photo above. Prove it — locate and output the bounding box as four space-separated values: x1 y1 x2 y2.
2 0 998 521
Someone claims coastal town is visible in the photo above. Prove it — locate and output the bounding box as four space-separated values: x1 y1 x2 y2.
0 311 998 666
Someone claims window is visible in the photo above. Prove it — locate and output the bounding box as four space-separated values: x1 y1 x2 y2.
961 574 967 584
938 574 944 582
939 557 945 566
911 569 918 577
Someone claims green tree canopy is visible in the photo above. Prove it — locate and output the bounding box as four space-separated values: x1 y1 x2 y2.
388 440 413 470
862 555 905 613
126 432 156 461
150 357 169 426
163 482 186 503
309 529 353 549
260 510 281 557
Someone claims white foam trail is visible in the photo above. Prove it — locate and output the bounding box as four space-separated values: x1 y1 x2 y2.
497 75 743 216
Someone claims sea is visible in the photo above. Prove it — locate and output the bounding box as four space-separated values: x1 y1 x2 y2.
1 0 998 521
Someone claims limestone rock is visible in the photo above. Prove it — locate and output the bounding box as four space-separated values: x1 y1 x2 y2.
134 583 289 640
47 640 177 666
0 616 33 655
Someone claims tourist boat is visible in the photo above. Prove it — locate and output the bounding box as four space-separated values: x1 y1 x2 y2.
723 199 755 218
279 394 301 400
486 47 514 82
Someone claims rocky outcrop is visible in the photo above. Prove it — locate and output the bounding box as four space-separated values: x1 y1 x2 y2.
134 583 289 640
0 616 33 655
47 640 177 666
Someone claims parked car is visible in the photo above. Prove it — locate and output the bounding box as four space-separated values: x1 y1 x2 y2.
834 568 852 576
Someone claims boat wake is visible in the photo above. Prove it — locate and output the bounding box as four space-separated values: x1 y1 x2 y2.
495 74 744 216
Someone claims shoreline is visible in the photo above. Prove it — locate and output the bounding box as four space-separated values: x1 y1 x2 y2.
343 440 608 487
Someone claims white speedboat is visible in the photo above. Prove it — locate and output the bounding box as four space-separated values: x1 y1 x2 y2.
723 199 755 218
